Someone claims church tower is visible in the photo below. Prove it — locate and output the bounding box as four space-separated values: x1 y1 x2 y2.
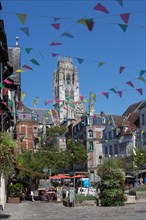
89 91 95 116
53 57 86 124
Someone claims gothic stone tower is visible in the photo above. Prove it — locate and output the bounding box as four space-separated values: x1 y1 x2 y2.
53 57 86 124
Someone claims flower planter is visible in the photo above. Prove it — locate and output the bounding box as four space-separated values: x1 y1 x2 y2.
8 197 20 204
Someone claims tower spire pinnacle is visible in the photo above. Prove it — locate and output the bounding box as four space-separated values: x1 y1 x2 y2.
89 91 95 116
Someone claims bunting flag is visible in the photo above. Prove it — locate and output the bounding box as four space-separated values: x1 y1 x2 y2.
137 76 146 83
77 58 84 64
61 32 74 38
3 79 13 84
79 95 84 101
136 88 143 95
55 98 60 103
22 65 33 70
20 27 29 36
98 62 105 67
45 100 52 105
120 13 130 24
0 83 5 89
83 99 88 102
21 92 26 102
101 91 109 99
116 0 123 6
48 111 52 115
33 99 38 107
2 102 7 106
50 42 62 46
66 96 71 101
126 81 134 88
93 3 109 14
118 24 128 32
119 66 126 73
63 106 68 110
77 18 95 31
117 91 122 98
30 58 40 65
51 23 60 30
3 88 9 96
91 93 96 101
16 69 26 73
16 13 27 25
110 88 117 93
8 101 13 106
69 103 75 109
25 48 33 54
139 70 146 76
52 53 59 57
59 103 64 108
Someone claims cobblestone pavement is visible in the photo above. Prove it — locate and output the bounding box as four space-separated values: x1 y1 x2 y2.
0 199 146 220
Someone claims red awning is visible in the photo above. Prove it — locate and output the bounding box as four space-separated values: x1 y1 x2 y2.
50 175 71 179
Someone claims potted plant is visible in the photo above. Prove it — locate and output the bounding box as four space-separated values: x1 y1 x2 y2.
8 183 24 203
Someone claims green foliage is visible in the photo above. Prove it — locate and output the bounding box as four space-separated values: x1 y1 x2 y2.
8 182 24 197
75 194 96 202
97 158 126 206
0 132 16 175
131 148 146 169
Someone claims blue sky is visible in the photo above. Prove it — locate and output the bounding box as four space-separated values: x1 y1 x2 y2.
1 0 146 115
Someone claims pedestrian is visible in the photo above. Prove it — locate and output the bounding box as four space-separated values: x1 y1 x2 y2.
30 190 35 202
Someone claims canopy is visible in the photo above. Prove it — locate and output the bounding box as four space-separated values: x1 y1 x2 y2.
50 175 71 179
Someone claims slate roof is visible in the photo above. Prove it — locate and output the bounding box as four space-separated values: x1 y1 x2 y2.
122 100 144 117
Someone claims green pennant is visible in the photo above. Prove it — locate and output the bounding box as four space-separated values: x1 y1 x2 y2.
66 96 71 101
0 83 5 89
118 24 128 32
110 88 117 93
16 13 27 25
69 103 75 109
139 70 146 76
30 58 40 65
137 76 146 83
8 101 13 106
20 27 29 36
25 48 33 54
91 93 96 101
98 62 105 67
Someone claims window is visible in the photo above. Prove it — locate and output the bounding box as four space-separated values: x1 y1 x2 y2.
142 114 145 125
70 89 74 100
88 117 93 125
89 142 94 152
88 130 93 138
104 146 108 155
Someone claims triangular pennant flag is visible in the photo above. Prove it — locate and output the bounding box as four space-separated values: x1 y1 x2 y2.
139 70 146 76
126 81 134 88
118 24 128 32
79 96 84 101
91 93 96 101
3 88 9 96
16 13 27 25
63 106 68 110
50 42 62 46
33 100 38 107
8 101 13 106
3 79 13 84
83 99 88 102
21 92 26 102
51 23 60 30
20 27 29 36
94 3 109 14
54 17 61 22
30 58 40 65
48 111 52 115
85 18 95 31
137 76 146 83
119 66 126 73
25 48 33 54
0 83 5 89
52 53 59 57
22 65 33 70
55 98 60 103
45 100 52 105
120 13 130 24
136 88 143 95
110 88 117 93
77 58 84 64
59 103 64 108
117 91 122 98
61 32 74 38
101 91 109 99
66 96 71 101
69 103 75 109
2 102 7 106
116 0 123 6
98 62 105 67
15 69 26 73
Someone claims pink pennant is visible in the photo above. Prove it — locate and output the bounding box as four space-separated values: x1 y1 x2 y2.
119 66 126 73
3 79 12 84
51 23 60 30
136 88 143 95
55 98 60 103
94 3 109 14
126 81 134 88
46 100 52 105
0 110 3 115
120 13 130 24
79 95 84 101
3 88 9 96
117 91 122 98
50 42 62 46
2 102 7 106
101 91 109 99
63 106 68 110
22 65 33 70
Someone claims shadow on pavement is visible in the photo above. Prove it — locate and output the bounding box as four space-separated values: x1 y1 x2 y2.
0 214 11 219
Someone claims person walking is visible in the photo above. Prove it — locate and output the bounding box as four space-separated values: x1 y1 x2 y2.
30 190 35 202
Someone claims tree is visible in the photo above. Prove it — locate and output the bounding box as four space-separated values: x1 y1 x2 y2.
97 158 126 206
131 148 146 170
